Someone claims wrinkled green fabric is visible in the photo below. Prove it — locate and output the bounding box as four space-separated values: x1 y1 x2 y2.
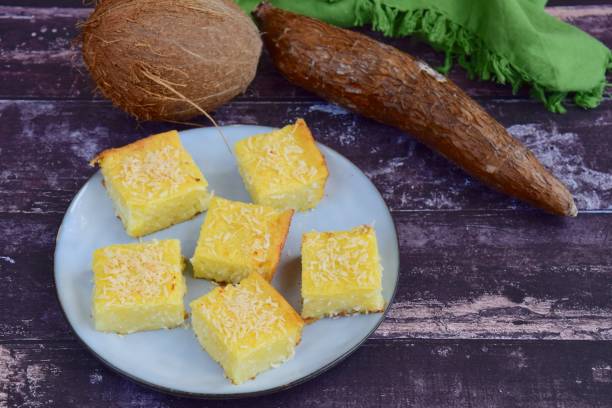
237 0 611 113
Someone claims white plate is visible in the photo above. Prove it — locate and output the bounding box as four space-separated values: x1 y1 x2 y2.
54 125 399 398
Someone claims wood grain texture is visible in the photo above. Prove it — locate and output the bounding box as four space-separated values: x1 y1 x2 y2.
1 99 610 215
2 0 608 6
0 6 610 101
1 339 612 407
2 211 611 341
0 2 611 405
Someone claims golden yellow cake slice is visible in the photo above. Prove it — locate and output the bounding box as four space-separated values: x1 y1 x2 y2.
190 272 304 384
190 196 293 283
91 130 210 237
301 225 384 319
234 119 328 211
91 239 186 334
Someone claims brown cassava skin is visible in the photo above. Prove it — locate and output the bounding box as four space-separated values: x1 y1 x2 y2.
81 0 261 121
255 4 577 216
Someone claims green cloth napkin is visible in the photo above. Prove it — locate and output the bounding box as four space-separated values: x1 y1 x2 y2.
238 0 611 113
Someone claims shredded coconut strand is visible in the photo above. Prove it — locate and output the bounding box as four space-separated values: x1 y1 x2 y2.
201 281 287 347
306 228 379 288
97 243 177 304
202 201 278 269
118 145 188 197
241 124 320 190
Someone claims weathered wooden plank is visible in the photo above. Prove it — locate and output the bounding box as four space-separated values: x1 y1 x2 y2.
1 2 610 406
0 6 610 101
2 211 611 341
1 339 612 407
4 0 607 5
381 212 612 340
0 214 72 341
1 99 610 214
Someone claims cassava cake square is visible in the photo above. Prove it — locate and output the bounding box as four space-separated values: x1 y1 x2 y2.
301 225 384 319
91 130 210 237
235 119 328 211
91 239 186 334
190 272 304 384
190 196 293 283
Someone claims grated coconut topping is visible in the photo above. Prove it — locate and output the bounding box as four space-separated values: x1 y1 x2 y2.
241 125 320 189
118 145 188 197
200 280 287 347
200 201 279 268
306 229 379 288
96 243 178 304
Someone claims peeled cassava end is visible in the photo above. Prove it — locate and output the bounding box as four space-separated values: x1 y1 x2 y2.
81 0 262 121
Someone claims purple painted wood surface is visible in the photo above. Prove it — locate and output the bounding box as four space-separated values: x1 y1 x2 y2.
10 0 608 5
2 340 612 408
0 1 611 407
0 6 610 101
2 211 612 342
1 99 611 214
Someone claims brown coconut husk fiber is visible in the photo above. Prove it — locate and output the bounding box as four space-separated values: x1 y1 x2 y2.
80 0 262 122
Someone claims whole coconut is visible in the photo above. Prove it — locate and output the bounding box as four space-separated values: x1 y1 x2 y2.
81 0 262 121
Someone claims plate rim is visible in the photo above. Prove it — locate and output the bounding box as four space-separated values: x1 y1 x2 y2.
53 124 400 399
